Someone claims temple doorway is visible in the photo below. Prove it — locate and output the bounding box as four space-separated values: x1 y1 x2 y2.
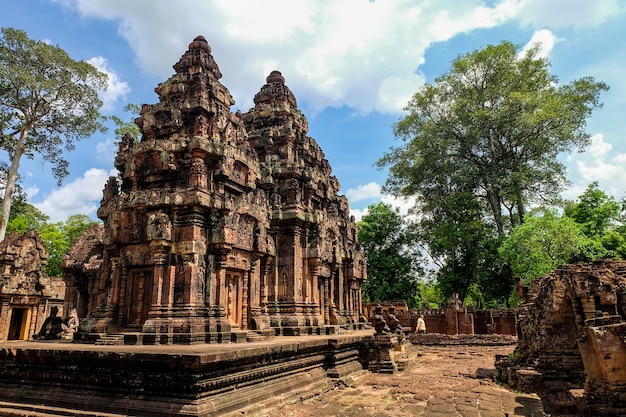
225 271 242 326
126 269 153 326
7 307 31 340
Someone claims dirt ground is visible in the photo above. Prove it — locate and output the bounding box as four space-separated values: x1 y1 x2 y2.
268 344 545 417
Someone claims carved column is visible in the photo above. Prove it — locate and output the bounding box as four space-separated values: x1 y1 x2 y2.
149 240 170 314
117 266 128 327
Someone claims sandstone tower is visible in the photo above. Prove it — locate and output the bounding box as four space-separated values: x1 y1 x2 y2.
65 36 366 343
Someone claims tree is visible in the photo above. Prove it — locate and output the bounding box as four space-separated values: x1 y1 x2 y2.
498 208 599 285
412 185 512 306
564 181 620 238
39 214 98 277
0 27 107 241
107 103 141 142
378 41 608 237
5 190 49 235
357 202 423 307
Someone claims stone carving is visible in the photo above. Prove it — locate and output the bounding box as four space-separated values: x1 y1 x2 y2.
388 305 402 335
147 212 172 241
62 36 366 344
61 308 79 336
374 305 390 335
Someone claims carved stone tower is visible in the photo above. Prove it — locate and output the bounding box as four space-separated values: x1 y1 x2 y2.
71 36 365 344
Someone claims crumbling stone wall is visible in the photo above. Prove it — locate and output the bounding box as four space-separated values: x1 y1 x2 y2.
63 36 366 344
497 260 626 416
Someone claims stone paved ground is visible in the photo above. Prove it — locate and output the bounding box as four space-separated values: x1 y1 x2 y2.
268 344 546 417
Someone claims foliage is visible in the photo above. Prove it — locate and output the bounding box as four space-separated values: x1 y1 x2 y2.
378 40 608 237
564 181 620 238
5 188 48 234
107 103 141 142
374 40 607 307
0 27 108 240
498 208 597 284
5 196 98 276
357 202 423 307
39 214 98 277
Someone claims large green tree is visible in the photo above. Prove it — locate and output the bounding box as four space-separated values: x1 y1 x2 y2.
357 202 422 307
499 208 600 285
564 181 620 238
0 27 107 241
379 41 608 237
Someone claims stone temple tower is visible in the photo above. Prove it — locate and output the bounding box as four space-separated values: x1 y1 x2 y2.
68 36 366 344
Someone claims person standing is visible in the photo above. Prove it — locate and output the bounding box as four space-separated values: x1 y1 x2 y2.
417 314 427 334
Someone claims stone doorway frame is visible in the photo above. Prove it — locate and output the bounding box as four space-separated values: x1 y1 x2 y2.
7 306 32 341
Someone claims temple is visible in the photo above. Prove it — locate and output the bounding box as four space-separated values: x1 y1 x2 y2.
0 230 64 341
63 36 367 344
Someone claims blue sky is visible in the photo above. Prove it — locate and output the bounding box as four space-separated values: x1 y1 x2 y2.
2 0 626 222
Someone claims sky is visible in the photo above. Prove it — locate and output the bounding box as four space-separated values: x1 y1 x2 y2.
1 0 626 223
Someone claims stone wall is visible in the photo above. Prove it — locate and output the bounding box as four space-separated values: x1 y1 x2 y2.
364 299 517 336
0 334 371 417
497 260 626 416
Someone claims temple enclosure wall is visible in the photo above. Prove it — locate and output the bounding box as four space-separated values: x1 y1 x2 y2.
364 299 517 336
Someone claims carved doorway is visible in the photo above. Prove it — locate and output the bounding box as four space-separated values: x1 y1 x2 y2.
225 271 242 326
126 269 154 326
7 307 31 340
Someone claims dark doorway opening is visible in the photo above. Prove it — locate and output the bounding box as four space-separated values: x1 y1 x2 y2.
8 307 29 340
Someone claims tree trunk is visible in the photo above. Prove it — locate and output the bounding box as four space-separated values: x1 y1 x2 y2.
516 192 526 225
0 131 27 241
486 189 504 237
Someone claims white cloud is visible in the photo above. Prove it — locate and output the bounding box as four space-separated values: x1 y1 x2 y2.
350 207 367 223
345 182 382 202
513 0 623 29
588 133 612 158
519 29 560 59
87 56 130 112
96 138 118 163
563 132 626 200
55 0 538 115
32 168 117 222
381 194 417 218
24 185 39 200
348 190 417 222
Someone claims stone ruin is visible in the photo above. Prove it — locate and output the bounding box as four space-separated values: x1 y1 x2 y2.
62 35 367 344
497 259 626 416
0 230 64 341
364 298 517 337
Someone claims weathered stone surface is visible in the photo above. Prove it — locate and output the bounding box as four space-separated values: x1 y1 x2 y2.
497 259 626 416
61 36 366 344
0 333 371 417
0 230 64 341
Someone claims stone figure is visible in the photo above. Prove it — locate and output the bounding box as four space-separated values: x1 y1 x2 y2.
388 306 402 335
61 308 79 336
147 212 172 241
34 306 63 340
119 132 134 152
374 305 390 335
